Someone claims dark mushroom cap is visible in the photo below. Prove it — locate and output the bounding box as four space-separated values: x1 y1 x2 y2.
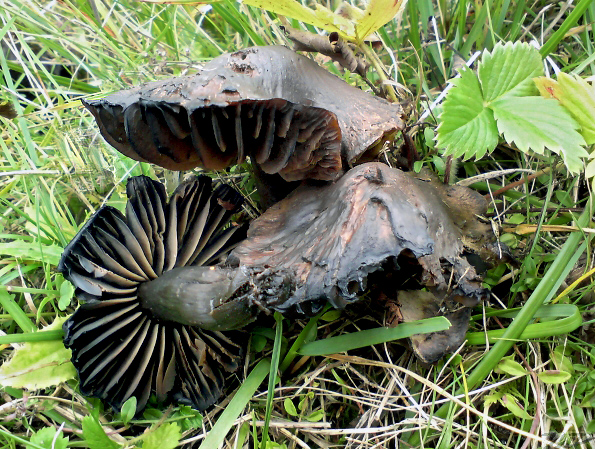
60 175 249 412
228 163 490 350
83 46 403 182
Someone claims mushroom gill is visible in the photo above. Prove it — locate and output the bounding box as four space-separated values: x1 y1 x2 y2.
59 175 250 412
82 46 403 183
228 162 496 362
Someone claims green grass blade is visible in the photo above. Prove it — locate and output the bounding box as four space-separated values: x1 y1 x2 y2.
540 0 594 57
466 304 582 344
199 358 271 449
0 289 36 333
260 312 283 449
298 316 451 356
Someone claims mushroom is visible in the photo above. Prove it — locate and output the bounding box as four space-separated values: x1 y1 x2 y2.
82 46 403 184
59 175 253 412
71 45 502 410
227 162 496 362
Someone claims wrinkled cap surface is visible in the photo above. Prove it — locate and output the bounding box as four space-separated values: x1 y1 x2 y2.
60 175 248 412
83 46 403 181
229 162 489 322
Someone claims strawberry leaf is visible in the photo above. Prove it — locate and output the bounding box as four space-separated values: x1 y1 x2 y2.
479 42 543 101
491 96 588 173
436 67 499 159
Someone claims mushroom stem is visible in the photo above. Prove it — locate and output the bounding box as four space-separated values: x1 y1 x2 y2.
137 266 251 330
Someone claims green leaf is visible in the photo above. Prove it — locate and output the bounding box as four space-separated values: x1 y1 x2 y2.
27 427 69 449
142 423 181 449
500 393 532 420
537 370 572 384
81 416 119 449
305 410 325 422
120 397 137 425
436 67 499 160
479 42 542 101
0 317 76 389
242 0 349 37
353 0 407 42
298 316 450 356
283 398 298 417
535 73 595 144
491 96 588 173
495 357 528 377
0 241 62 265
58 279 74 311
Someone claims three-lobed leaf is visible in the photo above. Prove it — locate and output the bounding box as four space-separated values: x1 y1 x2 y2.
436 41 588 174
142 423 181 449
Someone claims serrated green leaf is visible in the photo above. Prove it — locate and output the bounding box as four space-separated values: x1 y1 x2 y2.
479 42 543 101
27 427 69 449
535 73 595 144
58 279 74 311
491 96 588 173
82 416 119 449
142 423 181 449
0 317 76 389
537 370 572 384
436 67 499 160
496 356 528 377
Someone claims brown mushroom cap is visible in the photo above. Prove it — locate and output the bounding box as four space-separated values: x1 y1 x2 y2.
83 46 403 182
228 162 492 359
60 175 249 412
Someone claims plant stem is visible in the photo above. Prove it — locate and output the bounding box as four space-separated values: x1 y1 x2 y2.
359 43 399 102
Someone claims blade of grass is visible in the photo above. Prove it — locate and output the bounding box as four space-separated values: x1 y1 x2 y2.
540 0 593 57
198 358 271 449
0 290 36 333
260 312 283 449
466 304 582 344
299 316 451 356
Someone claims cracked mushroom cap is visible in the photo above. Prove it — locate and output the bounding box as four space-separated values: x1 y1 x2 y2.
228 162 494 360
83 46 403 182
60 175 249 412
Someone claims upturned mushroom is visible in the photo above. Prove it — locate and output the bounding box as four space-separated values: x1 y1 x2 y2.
59 175 253 412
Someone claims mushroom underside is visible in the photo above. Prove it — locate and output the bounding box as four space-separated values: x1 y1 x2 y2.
60 175 248 412
83 46 403 182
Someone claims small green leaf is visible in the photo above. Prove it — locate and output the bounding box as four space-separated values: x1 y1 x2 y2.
305 410 325 422
479 42 542 100
491 96 588 173
535 73 595 144
538 370 572 384
0 317 76 389
58 280 74 311
120 396 137 424
82 416 119 449
142 423 181 449
283 398 298 417
496 356 528 377
500 393 532 420
436 67 499 160
320 310 341 322
27 427 69 449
